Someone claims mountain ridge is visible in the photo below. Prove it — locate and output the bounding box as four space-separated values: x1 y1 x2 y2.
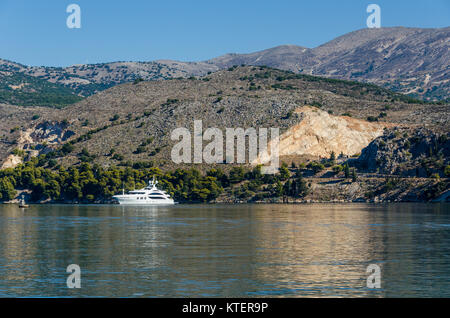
0 26 449 107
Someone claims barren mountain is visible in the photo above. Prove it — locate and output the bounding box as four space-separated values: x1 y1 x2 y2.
208 27 450 101
1 27 448 106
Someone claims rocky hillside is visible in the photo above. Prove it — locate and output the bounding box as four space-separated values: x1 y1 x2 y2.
1 66 448 171
356 127 450 177
1 27 448 106
0 58 217 106
0 61 82 107
0 67 448 203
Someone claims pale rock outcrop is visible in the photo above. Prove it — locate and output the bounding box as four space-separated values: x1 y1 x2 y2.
1 155 22 169
0 129 34 169
255 106 386 165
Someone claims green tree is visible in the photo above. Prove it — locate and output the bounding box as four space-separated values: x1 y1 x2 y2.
283 180 291 197
0 177 16 201
445 165 450 177
279 163 290 181
351 168 357 182
295 172 309 197
60 143 74 155
45 180 61 200
308 162 325 174
329 151 336 162
273 181 284 197
344 164 350 178
229 167 245 183
31 179 46 201
332 165 343 174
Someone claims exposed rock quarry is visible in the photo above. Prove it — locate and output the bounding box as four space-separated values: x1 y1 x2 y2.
255 106 386 165
0 122 74 169
0 129 32 169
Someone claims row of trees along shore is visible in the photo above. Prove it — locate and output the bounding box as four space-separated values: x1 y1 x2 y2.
0 157 312 203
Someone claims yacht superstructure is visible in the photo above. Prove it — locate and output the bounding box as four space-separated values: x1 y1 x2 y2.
112 178 175 205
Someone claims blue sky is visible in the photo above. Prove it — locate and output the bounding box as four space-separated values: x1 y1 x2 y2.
0 0 448 66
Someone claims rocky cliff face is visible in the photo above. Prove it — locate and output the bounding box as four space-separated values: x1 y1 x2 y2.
0 119 75 169
278 106 385 157
356 127 450 177
255 106 386 165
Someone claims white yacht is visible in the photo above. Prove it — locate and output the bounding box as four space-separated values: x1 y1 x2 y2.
112 177 175 205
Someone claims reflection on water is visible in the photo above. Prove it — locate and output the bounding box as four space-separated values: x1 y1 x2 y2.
0 203 449 297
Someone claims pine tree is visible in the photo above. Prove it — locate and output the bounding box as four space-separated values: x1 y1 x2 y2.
279 163 290 181
283 180 292 202
344 164 350 178
0 177 16 201
290 179 297 196
351 168 357 182
330 151 336 162
274 181 284 197
296 172 309 197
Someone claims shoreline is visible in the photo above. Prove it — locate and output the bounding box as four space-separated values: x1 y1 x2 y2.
2 200 448 206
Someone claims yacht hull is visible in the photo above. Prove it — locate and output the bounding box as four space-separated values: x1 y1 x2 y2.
113 195 175 205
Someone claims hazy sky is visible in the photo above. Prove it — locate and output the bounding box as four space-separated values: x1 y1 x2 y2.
0 0 449 66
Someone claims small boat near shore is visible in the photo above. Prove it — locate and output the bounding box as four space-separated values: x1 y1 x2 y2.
19 195 29 208
112 177 175 205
